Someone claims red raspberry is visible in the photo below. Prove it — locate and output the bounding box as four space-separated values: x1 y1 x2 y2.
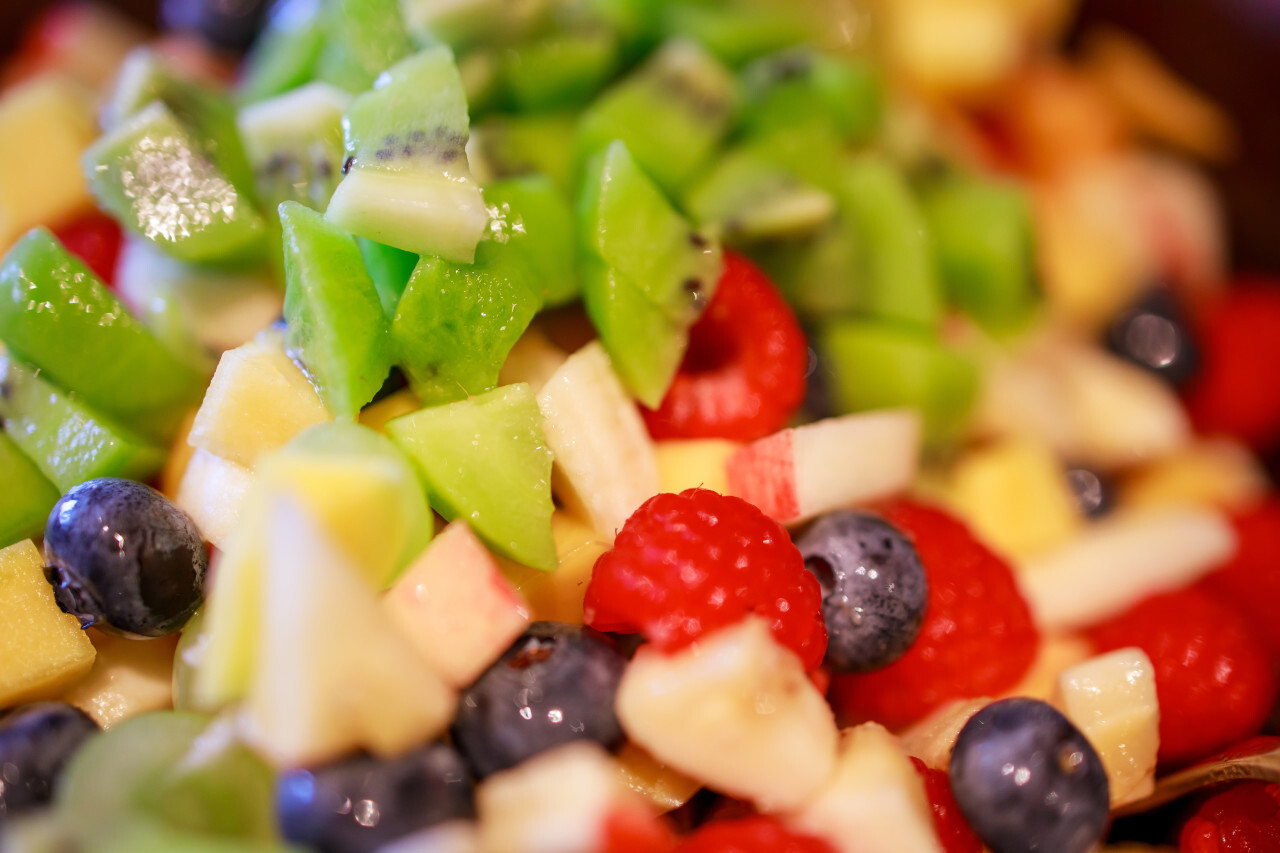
1180 782 1280 852
583 488 827 670
52 212 122 287
641 251 808 443
600 807 678 853
828 501 1039 731
672 816 835 853
1088 588 1278 768
1183 282 1280 450
1198 498 1280 659
909 757 983 853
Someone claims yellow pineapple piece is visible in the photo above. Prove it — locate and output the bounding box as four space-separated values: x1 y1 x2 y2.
0 75 97 248
499 512 609 623
359 388 422 435
615 742 701 813
60 630 178 728
1120 438 1268 512
899 697 990 771
161 409 200 500
0 539 95 707
654 439 741 495
999 632 1093 702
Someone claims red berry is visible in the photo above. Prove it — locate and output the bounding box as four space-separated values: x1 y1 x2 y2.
909 757 983 853
1183 283 1280 450
672 816 835 853
583 488 827 670
1088 588 1278 768
51 211 122 287
1180 782 1280 852
600 807 678 853
641 251 808 443
1198 498 1280 659
828 501 1039 731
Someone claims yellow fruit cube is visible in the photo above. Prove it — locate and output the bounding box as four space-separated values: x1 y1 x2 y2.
0 539 96 707
615 742 701 813
1120 438 1268 512
0 75 97 248
654 439 741 496
499 512 609 623
358 388 422 435
60 630 178 728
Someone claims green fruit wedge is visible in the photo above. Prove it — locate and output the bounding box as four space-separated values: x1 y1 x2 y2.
358 237 419 317
470 111 577 194
314 0 416 93
0 430 60 547
238 0 327 103
739 48 882 143
483 174 579 306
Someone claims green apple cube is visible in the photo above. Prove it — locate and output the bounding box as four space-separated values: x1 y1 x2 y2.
83 102 267 264
0 430 60 547
280 201 393 419
315 0 416 93
0 229 206 439
386 384 556 570
483 175 579 306
391 240 540 406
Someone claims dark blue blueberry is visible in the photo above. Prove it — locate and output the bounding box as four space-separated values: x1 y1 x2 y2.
276 742 473 853
1065 467 1114 519
1106 288 1199 386
452 622 627 778
0 702 98 819
160 0 271 51
949 697 1110 853
44 478 208 638
795 511 928 673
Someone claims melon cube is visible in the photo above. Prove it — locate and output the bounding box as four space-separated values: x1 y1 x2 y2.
60 630 178 728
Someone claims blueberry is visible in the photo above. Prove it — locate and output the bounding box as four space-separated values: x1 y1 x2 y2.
795 511 928 673
0 702 98 819
276 742 473 853
452 622 627 778
1105 288 1199 386
160 0 271 52
44 478 208 638
1065 467 1114 519
949 697 1110 853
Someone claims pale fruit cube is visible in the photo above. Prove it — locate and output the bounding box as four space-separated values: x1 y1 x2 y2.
1055 647 1159 807
60 630 178 728
498 326 567 392
727 409 922 525
899 697 990 771
616 617 838 812
947 437 1082 560
884 0 1021 97
377 820 479 853
175 448 256 550
188 333 332 469
477 742 656 853
360 388 423 435
0 539 95 707
0 75 97 247
655 439 741 495
384 522 532 688
786 723 943 853
498 512 609 624
537 342 659 541
1119 438 1268 512
1019 506 1235 632
160 409 200 500
615 742 701 813
999 632 1093 702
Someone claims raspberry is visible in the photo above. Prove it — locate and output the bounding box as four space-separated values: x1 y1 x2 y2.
1180 782 1280 852
641 251 808 443
909 757 983 853
1198 499 1280 659
583 488 827 670
1183 283 1280 450
827 501 1039 731
600 807 679 853
672 816 835 853
1088 588 1278 768
52 211 122 288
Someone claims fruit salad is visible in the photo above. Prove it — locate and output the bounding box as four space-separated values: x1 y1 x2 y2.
0 1 1278 851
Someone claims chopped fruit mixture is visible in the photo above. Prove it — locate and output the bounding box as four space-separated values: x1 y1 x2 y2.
0 1 1279 852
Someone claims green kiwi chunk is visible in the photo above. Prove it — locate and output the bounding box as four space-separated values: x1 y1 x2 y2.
739 47 882 143
0 430 60 547
358 238 419 317
483 174 579 306
314 0 416 92
238 0 327 103
684 146 836 242
470 111 577 194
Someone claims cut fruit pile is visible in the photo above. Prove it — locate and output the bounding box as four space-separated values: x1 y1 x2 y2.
0 1 1278 853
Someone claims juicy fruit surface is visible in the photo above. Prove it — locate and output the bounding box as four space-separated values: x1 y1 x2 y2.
584 488 827 670
0 701 98 817
43 478 207 638
949 698 1110 853
829 501 1038 730
795 510 928 673
1087 588 1278 768
1198 499 1280 659
276 742 474 853
641 251 808 443
909 757 983 853
672 816 836 853
452 622 626 778
1180 781 1280 852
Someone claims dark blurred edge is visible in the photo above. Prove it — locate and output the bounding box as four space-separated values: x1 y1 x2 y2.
1 0 1276 275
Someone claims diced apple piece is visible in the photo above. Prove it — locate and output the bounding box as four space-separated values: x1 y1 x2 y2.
537 342 659 541
477 742 659 853
1054 647 1159 807
240 497 455 768
785 722 943 853
174 448 256 550
498 326 567 392
727 410 922 525
899 697 990 771
1019 506 1236 632
498 512 610 624
0 539 96 707
378 820 480 853
60 630 178 728
1119 438 1268 512
654 439 741 495
615 742 701 813
616 617 838 812
188 333 332 469
384 522 532 688
998 632 1093 703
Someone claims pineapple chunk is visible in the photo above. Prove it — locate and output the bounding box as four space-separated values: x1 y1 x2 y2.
615 742 701 813
359 388 422 435
1054 647 1159 807
899 697 990 771
0 539 95 707
498 512 610 624
1119 438 1268 512
999 632 1093 702
0 75 97 247
60 630 177 728
160 409 200 500
188 333 332 469
654 439 741 495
